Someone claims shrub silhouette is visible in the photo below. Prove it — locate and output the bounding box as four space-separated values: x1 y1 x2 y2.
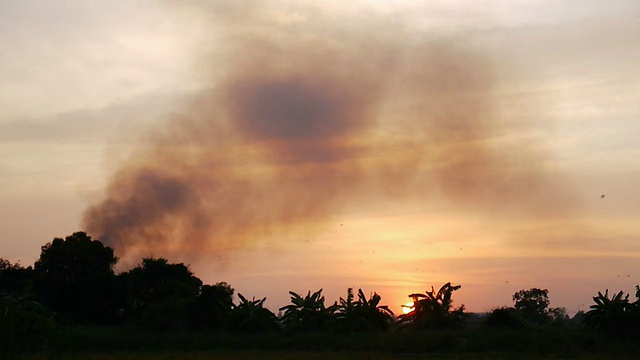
0 295 54 357
0 259 33 297
483 307 526 329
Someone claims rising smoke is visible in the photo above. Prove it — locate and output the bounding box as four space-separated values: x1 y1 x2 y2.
83 2 574 265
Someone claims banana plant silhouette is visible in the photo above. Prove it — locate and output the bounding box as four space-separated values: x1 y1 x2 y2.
279 289 337 332
335 288 395 332
230 293 279 333
398 282 465 329
584 286 640 337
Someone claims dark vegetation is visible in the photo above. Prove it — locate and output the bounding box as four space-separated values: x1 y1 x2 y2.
1 232 639 359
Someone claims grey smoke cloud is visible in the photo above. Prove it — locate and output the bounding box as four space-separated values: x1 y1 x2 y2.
83 1 575 265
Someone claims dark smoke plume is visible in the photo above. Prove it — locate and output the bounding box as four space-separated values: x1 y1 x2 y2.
84 2 575 265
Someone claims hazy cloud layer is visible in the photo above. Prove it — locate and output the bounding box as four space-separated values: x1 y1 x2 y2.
0 93 186 144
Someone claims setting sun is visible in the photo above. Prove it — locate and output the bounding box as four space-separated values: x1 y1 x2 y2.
402 301 414 314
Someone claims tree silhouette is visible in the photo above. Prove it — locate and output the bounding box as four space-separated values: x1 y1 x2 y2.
191 282 234 330
512 288 550 325
121 257 202 331
548 307 570 324
230 294 279 333
398 282 465 329
279 289 337 332
32 232 118 324
335 288 395 332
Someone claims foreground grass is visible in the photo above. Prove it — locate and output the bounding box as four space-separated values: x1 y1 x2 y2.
11 325 640 359
56 326 638 352
21 350 640 360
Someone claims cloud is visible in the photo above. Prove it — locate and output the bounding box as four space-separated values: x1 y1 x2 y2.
0 93 186 144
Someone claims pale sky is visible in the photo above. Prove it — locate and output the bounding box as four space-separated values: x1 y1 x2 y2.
1 0 639 314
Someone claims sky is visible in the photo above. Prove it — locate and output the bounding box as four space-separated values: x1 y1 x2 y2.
1 0 639 315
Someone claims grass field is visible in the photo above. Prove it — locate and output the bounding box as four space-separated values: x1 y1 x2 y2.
19 350 640 360
8 324 637 360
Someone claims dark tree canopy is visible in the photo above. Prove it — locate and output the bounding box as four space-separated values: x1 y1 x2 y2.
32 232 118 324
121 257 203 331
192 282 235 330
513 288 550 325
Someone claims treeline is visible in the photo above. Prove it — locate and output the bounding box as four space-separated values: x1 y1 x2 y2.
1 232 640 353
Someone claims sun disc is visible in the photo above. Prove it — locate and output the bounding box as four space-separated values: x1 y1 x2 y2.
402 301 414 314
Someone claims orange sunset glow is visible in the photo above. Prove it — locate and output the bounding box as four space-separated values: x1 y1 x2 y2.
1 0 639 318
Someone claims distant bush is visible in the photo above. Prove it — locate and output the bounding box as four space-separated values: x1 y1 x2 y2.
0 259 33 297
483 307 526 329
